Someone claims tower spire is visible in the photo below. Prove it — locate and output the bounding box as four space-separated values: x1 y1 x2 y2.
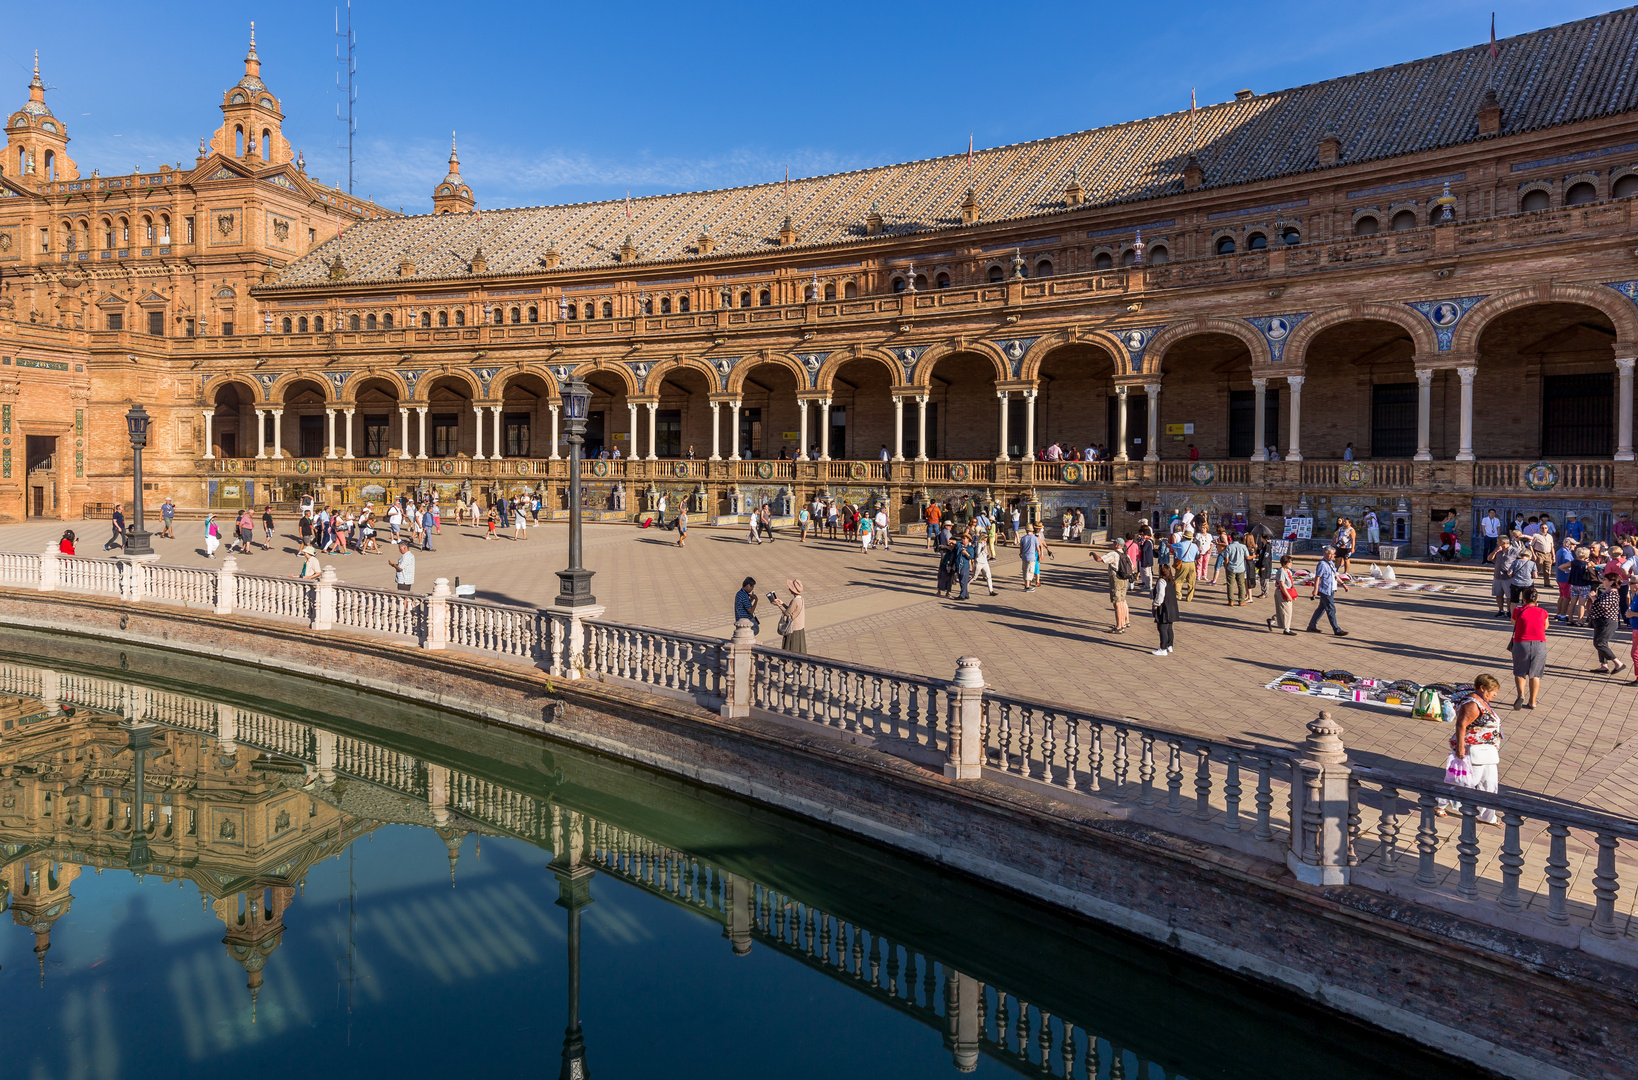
244 21 261 78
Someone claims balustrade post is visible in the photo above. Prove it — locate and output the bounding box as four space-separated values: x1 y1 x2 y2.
949 971 980 1072
427 762 450 825
1285 711 1352 886
214 556 237 615
314 728 337 784
118 559 147 603
725 874 753 956
722 618 756 718
38 544 58 592
546 602 607 679
311 566 337 631
423 577 450 650
944 656 984 780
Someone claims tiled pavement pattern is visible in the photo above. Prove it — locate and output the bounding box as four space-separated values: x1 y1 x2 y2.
9 517 1637 934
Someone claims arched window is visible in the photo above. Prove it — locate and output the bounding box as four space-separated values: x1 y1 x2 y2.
235 126 244 157
509 307 520 323
678 295 690 312
142 216 154 242
261 130 270 159
584 303 595 319
1352 216 1380 236
60 220 73 251
739 292 751 308
565 304 577 321
988 265 1005 282
1390 211 1417 231
601 302 612 318
282 317 292 333
1034 260 1052 276
527 306 538 323
1566 181 1597 205
914 274 928 290
1245 233 1268 249
349 314 361 331
437 311 448 327
642 298 653 314
420 311 431 328
366 313 378 330
1615 174 1638 199
383 313 394 329
844 281 858 298
1281 227 1300 245
758 290 770 306
298 316 308 332
1093 252 1113 270
1520 189 1550 212
118 217 129 244
804 284 816 301
824 283 836 300
102 218 114 248
454 309 465 326
160 215 171 244
313 315 324 332
44 150 54 181
1149 245 1170 264
935 273 949 289
892 277 906 293
660 297 671 313
1215 235 1236 255
1121 248 1138 267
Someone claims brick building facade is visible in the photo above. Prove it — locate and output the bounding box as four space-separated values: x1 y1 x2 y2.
7 13 1638 552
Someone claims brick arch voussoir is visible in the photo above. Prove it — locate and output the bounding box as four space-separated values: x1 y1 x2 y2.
913 340 1008 388
269 371 335 404
1019 330 1128 381
1452 284 1638 355
577 360 639 398
816 348 902 394
642 356 717 396
1147 318 1271 375
208 373 265 405
343 370 411 405
494 365 560 401
1285 304 1437 365
418 367 486 403
727 352 809 396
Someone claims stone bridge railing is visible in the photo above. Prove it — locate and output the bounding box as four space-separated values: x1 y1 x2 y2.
1 546 1633 967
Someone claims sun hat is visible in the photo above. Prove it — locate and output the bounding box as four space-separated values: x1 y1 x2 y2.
786 579 803 595
299 545 316 556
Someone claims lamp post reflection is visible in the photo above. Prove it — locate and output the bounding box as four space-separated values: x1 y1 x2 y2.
552 806 595 1080
123 718 155 872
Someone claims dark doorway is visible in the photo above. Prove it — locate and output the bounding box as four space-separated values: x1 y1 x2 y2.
828 406 846 459
504 413 531 458
1106 393 1147 459
656 409 681 458
364 415 390 457
1228 389 1281 459
583 411 606 458
31 486 44 517
1371 383 1419 458
219 431 238 458
299 415 324 458
739 407 763 459
1007 397 1028 458
431 414 460 458
905 402 938 458
1542 373 1613 457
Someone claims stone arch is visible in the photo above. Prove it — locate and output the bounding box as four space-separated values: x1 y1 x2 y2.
1145 318 1271 375
575 359 638 397
1018 330 1130 381
1453 284 1638 354
642 355 718 395
1286 304 1437 366
494 365 560 400
726 352 808 396
413 366 483 403
270 373 333 404
342 369 410 404
815 348 900 393
207 373 263 404
911 340 1008 388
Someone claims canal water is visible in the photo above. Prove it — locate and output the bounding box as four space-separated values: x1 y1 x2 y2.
0 633 1490 1080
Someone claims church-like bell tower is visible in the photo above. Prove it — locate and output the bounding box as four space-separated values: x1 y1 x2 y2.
3 53 78 184
208 24 293 167
432 134 476 214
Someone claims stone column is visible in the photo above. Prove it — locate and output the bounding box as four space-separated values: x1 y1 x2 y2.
1286 712 1353 886
817 398 831 461
1250 378 1268 462
202 409 215 459
549 404 562 460
1024 388 1038 459
627 402 639 459
944 656 985 780
1414 369 1433 462
1113 386 1129 462
1284 376 1303 463
399 407 411 459
796 399 809 460
492 404 504 459
325 409 338 459
996 390 1010 461
646 401 658 460
1455 365 1477 463
729 401 743 461
311 565 336 630
916 395 929 461
343 408 355 459
254 410 267 459
1618 357 1636 462
473 403 486 460
1143 383 1160 463
416 407 429 459
709 401 722 461
270 408 284 459
423 578 450 650
892 396 905 461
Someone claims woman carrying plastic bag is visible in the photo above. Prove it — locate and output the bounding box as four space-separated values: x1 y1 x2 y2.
1437 673 1503 824
204 514 222 559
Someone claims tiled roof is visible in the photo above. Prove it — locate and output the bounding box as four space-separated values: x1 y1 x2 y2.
271 8 1638 288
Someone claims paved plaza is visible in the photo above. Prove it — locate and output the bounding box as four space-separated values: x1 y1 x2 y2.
11 515 1638 819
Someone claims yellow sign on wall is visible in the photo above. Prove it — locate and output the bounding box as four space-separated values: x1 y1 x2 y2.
1166 423 1186 435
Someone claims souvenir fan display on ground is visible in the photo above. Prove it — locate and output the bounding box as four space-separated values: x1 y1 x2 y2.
1287 564 1463 594
1264 668 1463 716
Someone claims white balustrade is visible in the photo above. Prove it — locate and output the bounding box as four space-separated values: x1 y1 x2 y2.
584 620 725 701
143 564 217 607
233 573 314 621
0 550 42 584
752 649 948 750
447 598 540 658
334 583 422 638
58 555 121 595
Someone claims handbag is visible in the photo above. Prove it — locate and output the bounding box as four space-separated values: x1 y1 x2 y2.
1467 742 1500 765
776 610 794 636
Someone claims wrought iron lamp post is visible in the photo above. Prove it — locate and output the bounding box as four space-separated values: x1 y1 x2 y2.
122 719 155 871
553 820 595 1080
124 403 153 556
555 375 596 607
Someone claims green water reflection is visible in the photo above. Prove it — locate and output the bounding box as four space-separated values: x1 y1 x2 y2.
0 634 1482 1079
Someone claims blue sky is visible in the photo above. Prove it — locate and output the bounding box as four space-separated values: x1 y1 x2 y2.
1 1 1619 213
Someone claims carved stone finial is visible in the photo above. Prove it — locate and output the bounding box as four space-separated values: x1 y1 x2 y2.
1304 710 1348 764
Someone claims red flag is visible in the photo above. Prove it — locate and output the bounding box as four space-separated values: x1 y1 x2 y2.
1489 12 1498 60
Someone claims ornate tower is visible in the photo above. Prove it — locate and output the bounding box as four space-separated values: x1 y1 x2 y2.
208 24 293 167
214 886 295 1012
3 53 79 183
432 134 476 214
4 858 80 983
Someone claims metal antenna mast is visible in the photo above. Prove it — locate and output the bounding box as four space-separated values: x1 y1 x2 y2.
335 2 357 194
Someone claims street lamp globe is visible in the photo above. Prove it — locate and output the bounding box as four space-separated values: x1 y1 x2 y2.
122 403 154 557
125 403 150 449
562 375 590 429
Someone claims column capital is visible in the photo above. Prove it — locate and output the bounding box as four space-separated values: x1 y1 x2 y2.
343 406 355 415
1250 377 1267 390
1456 365 1477 384
202 407 215 417
1143 382 1161 395
271 407 284 415
1116 383 1129 397
415 404 428 413
1416 368 1433 387
996 389 1010 400
1617 356 1637 373
1285 375 1305 389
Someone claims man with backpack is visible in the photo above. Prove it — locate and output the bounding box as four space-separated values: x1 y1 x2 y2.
1172 529 1200 602
1096 538 1133 633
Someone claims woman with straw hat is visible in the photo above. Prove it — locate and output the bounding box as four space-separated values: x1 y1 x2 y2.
770 579 807 654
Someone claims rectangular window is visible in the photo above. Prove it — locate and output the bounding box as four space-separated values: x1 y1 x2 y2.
431 414 459 457
38 227 47 252
1370 383 1419 458
656 409 682 458
739 407 763 459
504 413 531 457
147 310 164 336
308 228 316 244
221 321 234 337
105 312 123 331
828 407 846 460
1542 372 1614 457
185 319 195 338
1228 388 1280 459
364 416 390 457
